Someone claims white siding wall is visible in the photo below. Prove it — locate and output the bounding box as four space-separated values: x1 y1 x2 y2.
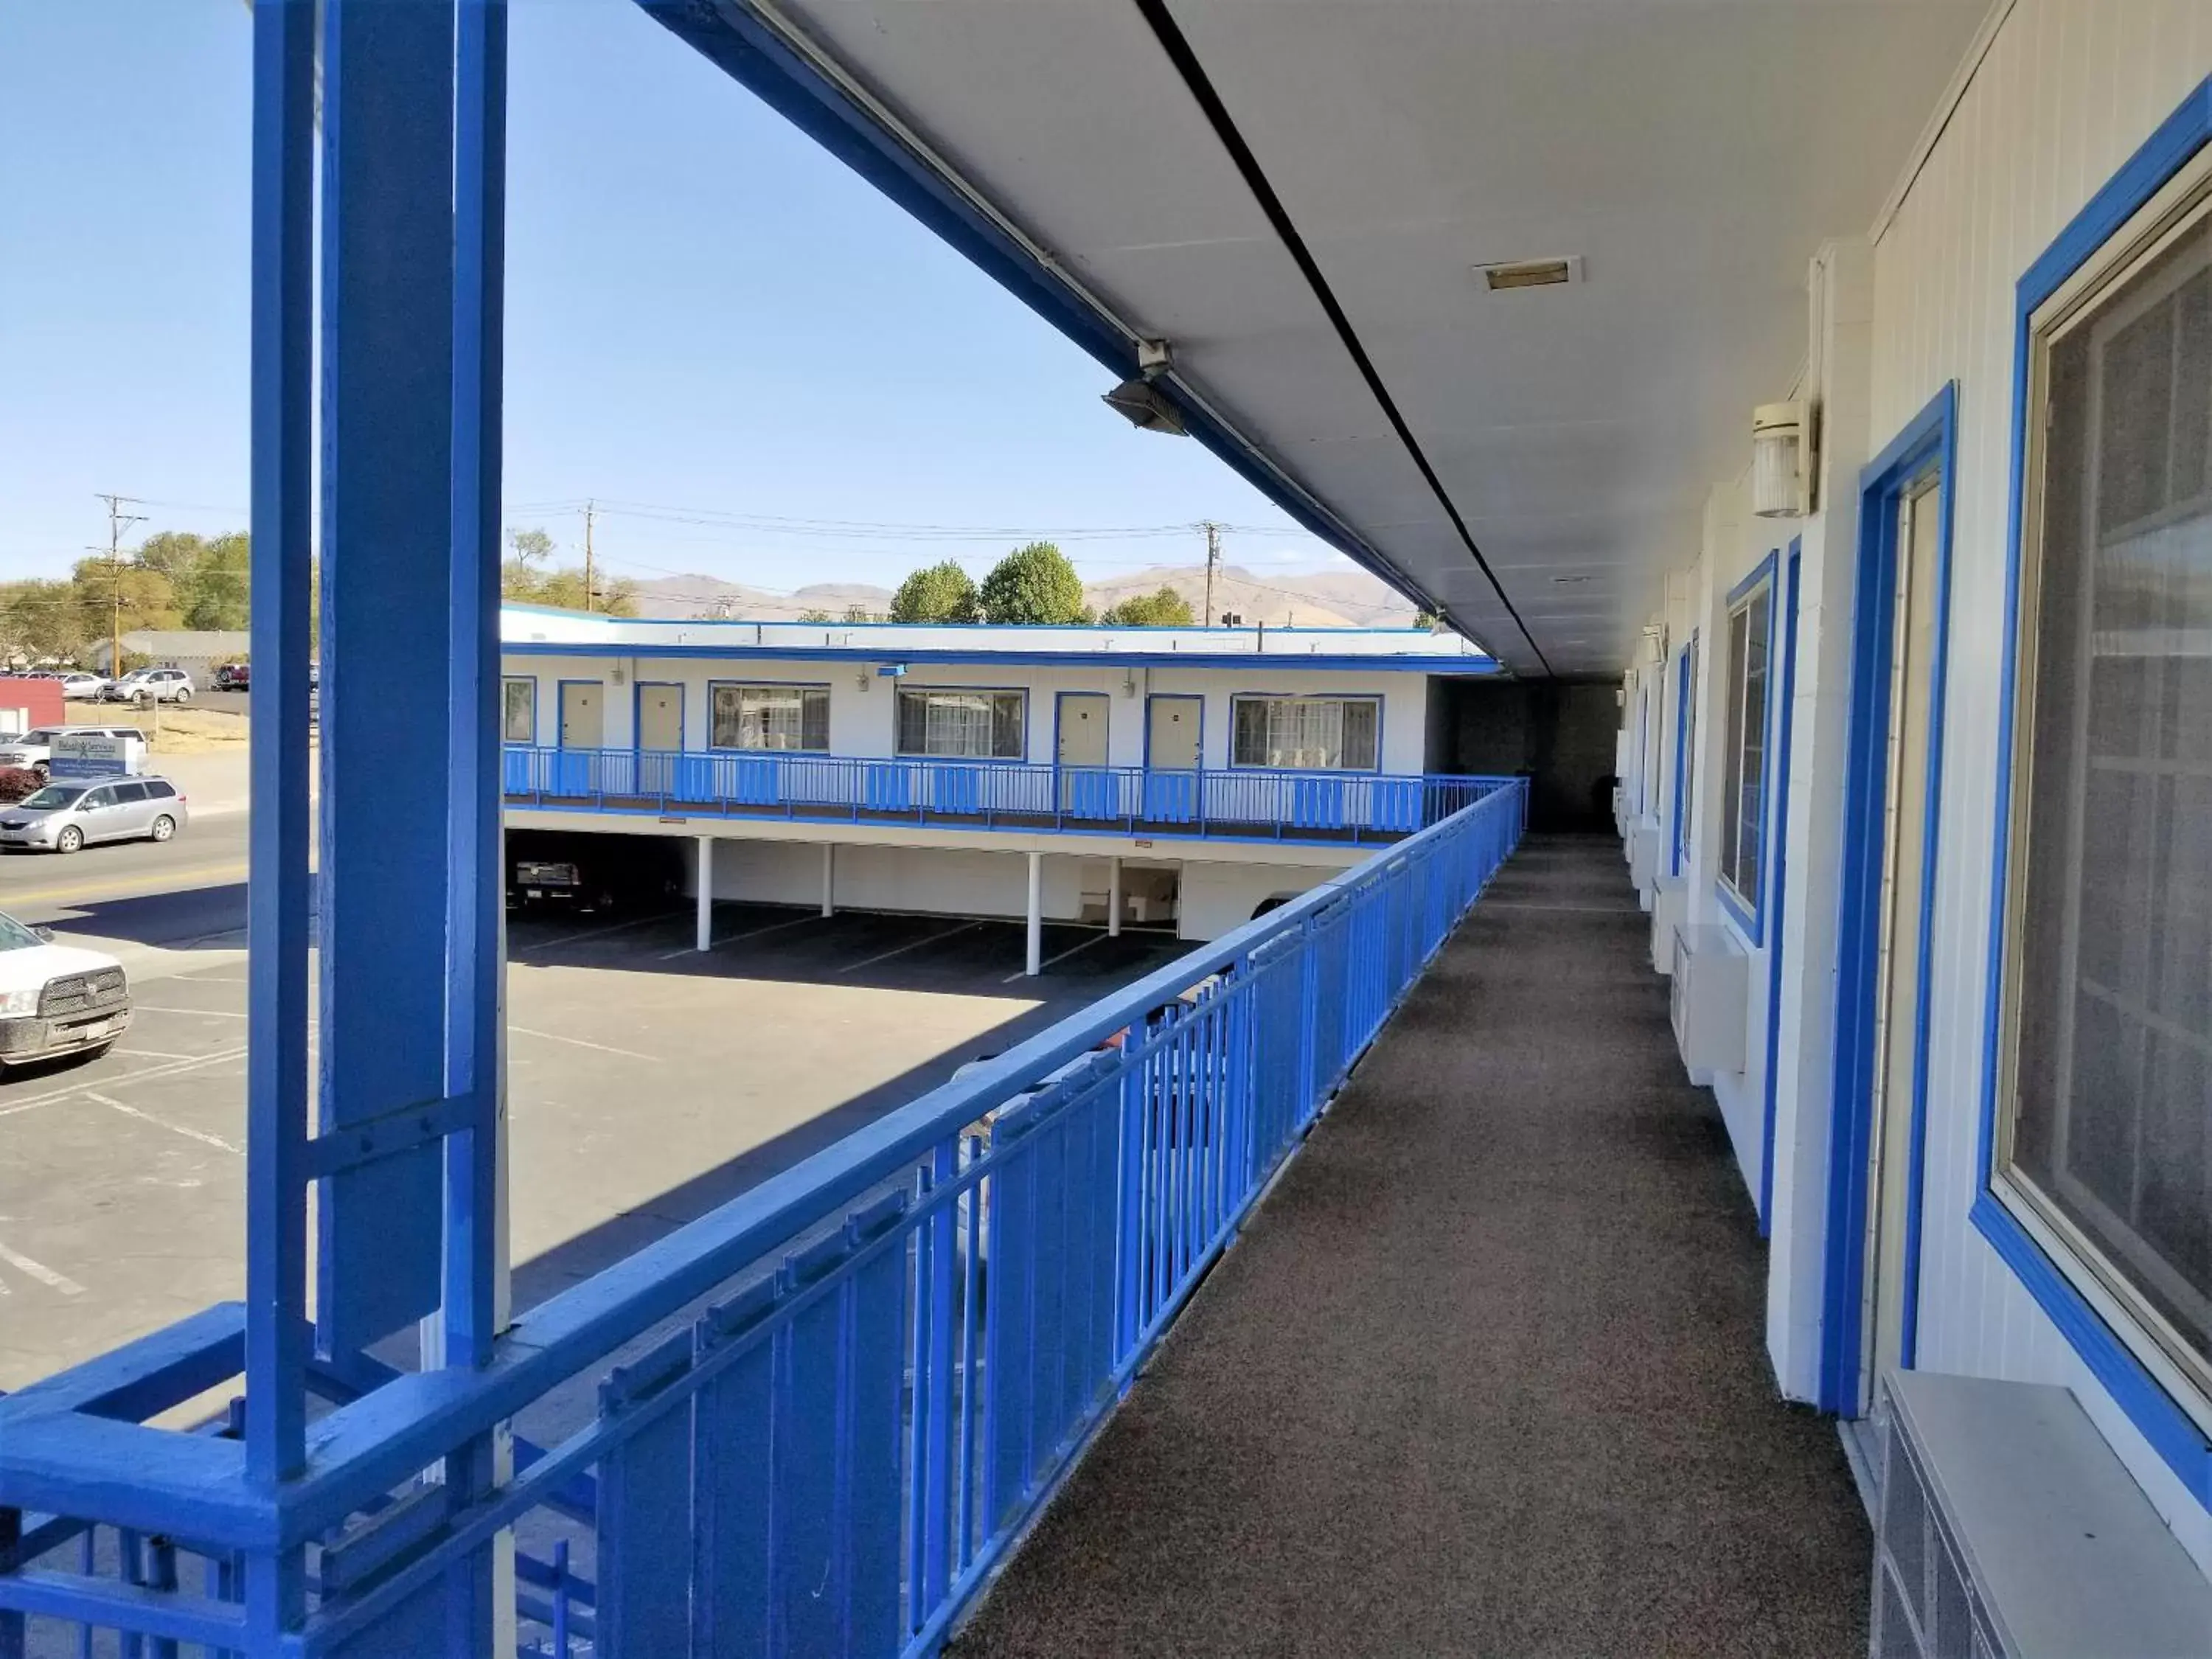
1860 0 2212 1571
1177 860 1349 941
1627 0 2212 1573
501 655 1431 776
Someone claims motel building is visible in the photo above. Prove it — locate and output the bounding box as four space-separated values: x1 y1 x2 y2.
7 2 2212 1657
497 605 1512 964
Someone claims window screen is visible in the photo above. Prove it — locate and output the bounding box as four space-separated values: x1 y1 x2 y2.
1229 697 1380 770
501 678 535 745
894 689 1024 759
2003 191 2212 1382
1719 581 1773 908
712 684 830 752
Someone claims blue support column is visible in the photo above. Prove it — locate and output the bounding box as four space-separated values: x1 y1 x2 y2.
316 0 460 1351
245 0 315 1496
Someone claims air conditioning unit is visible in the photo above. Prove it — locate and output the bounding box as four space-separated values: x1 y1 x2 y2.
1650 874 1686 974
1872 1371 2212 1658
1670 923 1747 1079
1627 816 1661 906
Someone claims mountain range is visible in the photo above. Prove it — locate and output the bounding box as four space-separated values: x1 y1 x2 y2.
625 562 1419 628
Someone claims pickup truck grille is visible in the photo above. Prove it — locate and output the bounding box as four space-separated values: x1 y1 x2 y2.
40 967 128 1019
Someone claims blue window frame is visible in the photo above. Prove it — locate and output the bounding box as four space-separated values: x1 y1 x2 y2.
1670 633 1697 876
1228 693 1382 771
709 681 830 751
501 675 535 745
1972 82 2212 1501
895 686 1026 760
1716 554 1778 941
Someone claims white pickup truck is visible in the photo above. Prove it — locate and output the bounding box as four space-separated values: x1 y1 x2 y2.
0 910 129 1068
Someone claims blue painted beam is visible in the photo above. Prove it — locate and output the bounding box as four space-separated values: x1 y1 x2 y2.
316 0 458 1352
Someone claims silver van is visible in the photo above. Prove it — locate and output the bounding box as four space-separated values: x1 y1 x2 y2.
0 776 191 854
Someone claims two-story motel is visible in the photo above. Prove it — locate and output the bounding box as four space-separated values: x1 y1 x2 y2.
9 2 2212 1655
498 605 1509 961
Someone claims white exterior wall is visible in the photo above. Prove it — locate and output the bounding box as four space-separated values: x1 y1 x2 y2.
1623 0 2212 1575
1177 860 1350 942
501 653 1432 776
1855 0 2212 1573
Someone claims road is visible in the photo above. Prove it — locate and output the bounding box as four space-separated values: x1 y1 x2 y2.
0 808 252 951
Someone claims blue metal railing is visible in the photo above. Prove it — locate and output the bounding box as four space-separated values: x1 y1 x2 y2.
0 780 1526 1656
502 743 1515 843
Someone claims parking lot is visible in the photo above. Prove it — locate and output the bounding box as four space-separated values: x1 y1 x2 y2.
0 893 1182 1391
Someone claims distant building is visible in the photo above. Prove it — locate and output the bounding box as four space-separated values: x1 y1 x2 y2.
93 630 250 683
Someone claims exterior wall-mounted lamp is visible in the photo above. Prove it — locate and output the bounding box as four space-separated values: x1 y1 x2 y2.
1750 400 1815 518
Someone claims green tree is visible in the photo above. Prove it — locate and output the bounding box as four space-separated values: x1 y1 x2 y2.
1099 585 1194 627
497 528 636 615
0 577 95 664
136 530 251 630
890 560 981 623
978 541 1085 625
796 608 834 623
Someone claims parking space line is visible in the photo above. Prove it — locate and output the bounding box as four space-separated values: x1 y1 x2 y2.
659 910 821 960
0 1240 86 1296
0 1048 247 1118
84 1091 243 1155
115 1047 199 1061
838 921 984 976
509 1025 660 1062
512 910 680 956
1001 931 1109 984
133 1006 248 1020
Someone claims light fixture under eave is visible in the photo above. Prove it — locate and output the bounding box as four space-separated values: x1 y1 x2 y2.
1102 377 1188 436
1103 337 1189 437
1751 400 1814 518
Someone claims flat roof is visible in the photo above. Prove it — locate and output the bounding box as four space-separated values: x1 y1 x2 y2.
501 605 1502 674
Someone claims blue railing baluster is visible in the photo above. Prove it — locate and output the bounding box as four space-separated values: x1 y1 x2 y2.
692 1277 778 1659
846 1195 909 1657
593 1330 694 1659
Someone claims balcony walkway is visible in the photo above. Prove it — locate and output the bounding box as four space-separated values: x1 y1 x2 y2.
950 835 1870 1658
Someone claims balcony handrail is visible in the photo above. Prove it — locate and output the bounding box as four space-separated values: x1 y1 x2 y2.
0 779 1528 1656
501 741 1520 841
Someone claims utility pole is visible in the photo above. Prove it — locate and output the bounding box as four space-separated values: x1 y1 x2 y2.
94 493 147 676
581 501 596 613
1201 519 1221 627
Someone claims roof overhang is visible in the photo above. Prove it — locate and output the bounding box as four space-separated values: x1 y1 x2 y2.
635 0 1992 675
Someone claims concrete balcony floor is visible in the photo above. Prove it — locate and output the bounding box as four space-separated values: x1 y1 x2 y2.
950 835 1869 1658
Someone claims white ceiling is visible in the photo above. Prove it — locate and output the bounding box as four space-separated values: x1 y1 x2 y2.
761 0 1992 674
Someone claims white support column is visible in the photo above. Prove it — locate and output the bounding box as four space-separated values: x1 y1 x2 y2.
695 835 713 952
1107 855 1123 938
821 842 835 918
1026 852 1043 976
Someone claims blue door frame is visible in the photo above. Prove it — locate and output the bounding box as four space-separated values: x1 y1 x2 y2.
1818 383 1958 1419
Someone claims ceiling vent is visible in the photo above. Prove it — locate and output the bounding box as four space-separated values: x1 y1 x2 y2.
1474 256 1583 292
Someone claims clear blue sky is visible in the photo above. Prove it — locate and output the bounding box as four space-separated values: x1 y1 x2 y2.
0 0 1362 608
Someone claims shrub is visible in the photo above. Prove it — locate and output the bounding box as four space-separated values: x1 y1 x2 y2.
0 768 43 803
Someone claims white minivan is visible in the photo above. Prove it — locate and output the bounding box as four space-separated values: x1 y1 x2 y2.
0 910 129 1068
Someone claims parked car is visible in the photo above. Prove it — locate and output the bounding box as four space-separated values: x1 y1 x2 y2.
0 775 189 854
504 830 679 914
101 667 194 706
215 663 250 691
0 726 144 779
57 672 109 700
0 908 129 1068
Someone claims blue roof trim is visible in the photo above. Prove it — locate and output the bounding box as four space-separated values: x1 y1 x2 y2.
627 0 1455 633
503 641 1500 674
